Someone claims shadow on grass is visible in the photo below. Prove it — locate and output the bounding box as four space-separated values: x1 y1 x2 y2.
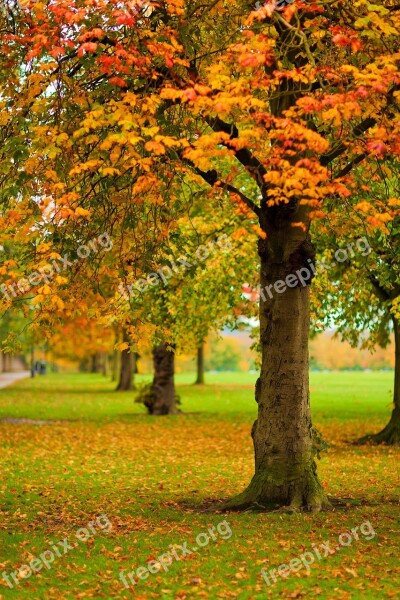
0 386 118 395
176 495 400 514
0 412 208 424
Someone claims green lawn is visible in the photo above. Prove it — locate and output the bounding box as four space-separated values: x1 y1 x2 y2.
0 372 399 599
0 370 393 422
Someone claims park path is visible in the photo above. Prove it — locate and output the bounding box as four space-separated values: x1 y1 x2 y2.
0 371 30 389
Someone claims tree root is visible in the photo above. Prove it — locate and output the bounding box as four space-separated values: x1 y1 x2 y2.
220 468 331 513
355 418 400 446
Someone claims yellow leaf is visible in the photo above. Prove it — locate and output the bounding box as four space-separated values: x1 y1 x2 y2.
51 295 64 309
39 285 52 295
115 342 129 351
55 275 68 284
101 167 121 176
75 207 91 218
37 242 52 253
144 141 166 155
355 202 371 213
32 294 45 304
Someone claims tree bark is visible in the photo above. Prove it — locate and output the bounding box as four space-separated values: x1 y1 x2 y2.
111 349 118 382
116 331 134 391
194 344 205 385
145 343 179 415
102 353 108 377
134 352 139 374
224 227 329 512
30 345 35 378
358 316 400 445
90 353 101 373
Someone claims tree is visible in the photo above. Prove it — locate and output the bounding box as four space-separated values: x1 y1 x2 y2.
194 344 205 385
312 159 400 444
115 328 135 391
1 0 400 510
49 317 114 371
206 338 243 372
146 343 179 415
122 207 256 414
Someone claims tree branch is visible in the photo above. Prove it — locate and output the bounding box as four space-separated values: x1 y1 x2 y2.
205 115 268 196
321 83 400 168
369 274 391 302
185 161 261 216
320 117 376 167
334 152 368 178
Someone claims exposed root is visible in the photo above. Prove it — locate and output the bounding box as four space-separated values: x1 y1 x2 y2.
220 467 330 513
356 415 400 446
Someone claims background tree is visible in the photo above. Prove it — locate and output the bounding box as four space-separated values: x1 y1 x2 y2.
118 202 257 414
115 327 136 391
194 344 205 385
312 159 400 444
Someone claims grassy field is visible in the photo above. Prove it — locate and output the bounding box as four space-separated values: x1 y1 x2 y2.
0 371 399 599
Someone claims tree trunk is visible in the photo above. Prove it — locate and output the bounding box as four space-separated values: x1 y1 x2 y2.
90 353 102 373
194 344 205 385
116 331 134 391
102 353 108 377
134 352 139 374
30 345 35 378
224 229 329 512
145 344 179 415
111 349 119 381
358 316 400 445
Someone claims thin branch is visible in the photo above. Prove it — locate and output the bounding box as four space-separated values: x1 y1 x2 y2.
334 152 368 178
185 161 260 216
368 274 390 302
321 83 400 167
320 117 376 166
223 182 261 217
205 116 268 195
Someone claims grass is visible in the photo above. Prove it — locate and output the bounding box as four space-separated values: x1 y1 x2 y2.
0 371 399 599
